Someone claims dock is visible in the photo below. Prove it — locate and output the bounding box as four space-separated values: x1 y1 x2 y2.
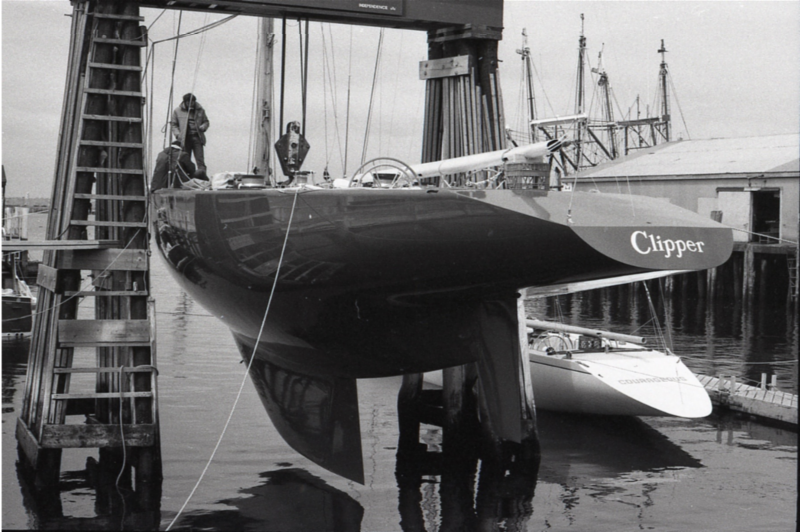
698 374 798 426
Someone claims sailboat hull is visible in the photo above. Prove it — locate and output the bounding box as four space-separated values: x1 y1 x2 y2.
152 187 731 380
152 187 730 481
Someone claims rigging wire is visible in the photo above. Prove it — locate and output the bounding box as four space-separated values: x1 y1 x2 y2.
320 24 345 171
165 189 301 531
320 25 331 169
386 30 404 158
668 73 691 139
164 11 183 158
343 26 353 175
361 28 384 165
300 19 310 135
189 12 210 99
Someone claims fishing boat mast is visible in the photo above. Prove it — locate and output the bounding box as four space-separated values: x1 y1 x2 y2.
574 13 587 167
517 28 537 143
658 38 671 142
590 45 618 160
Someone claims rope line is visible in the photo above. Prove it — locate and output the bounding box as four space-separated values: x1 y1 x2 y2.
165 188 300 531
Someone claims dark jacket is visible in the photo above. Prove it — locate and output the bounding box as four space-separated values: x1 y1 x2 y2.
170 102 210 145
151 146 196 191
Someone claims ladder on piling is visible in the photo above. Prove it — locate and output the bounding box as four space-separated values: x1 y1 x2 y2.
16 0 160 488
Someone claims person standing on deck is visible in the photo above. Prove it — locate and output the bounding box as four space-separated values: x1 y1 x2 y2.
170 93 210 175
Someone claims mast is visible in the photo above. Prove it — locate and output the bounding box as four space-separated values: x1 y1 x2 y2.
658 39 670 141
517 28 537 142
252 17 275 180
591 45 617 159
574 14 586 169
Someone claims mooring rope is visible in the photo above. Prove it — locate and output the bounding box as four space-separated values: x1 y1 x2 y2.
165 188 300 531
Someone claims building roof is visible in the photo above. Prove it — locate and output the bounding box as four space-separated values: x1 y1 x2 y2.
576 133 800 178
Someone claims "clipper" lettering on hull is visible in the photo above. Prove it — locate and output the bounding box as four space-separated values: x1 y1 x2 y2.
630 230 706 259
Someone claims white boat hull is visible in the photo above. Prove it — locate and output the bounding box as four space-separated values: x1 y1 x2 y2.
528 349 711 417
425 348 712 418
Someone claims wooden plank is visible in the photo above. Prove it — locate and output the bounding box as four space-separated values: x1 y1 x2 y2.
419 55 470 80
92 13 144 21
3 239 120 251
70 220 147 228
63 290 149 297
87 62 143 72
58 248 148 270
81 114 143 123
74 193 147 201
15 418 41 469
36 264 60 293
40 423 156 448
54 367 156 374
91 38 146 47
58 319 151 345
75 167 145 174
79 140 144 148
51 391 153 400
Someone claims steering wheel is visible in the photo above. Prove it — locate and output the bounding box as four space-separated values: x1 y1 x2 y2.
348 157 418 188
533 333 572 352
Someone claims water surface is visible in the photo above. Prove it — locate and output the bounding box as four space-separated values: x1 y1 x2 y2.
2 212 796 530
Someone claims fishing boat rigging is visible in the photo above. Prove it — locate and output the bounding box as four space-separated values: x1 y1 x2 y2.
512 15 689 177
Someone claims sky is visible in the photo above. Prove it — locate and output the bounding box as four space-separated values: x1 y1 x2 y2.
2 1 799 198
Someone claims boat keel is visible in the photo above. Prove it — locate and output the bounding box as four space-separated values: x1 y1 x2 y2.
235 337 365 484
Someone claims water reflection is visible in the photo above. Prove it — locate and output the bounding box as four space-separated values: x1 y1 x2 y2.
15 453 161 531
536 412 701 485
173 468 364 531
2 338 30 414
392 408 710 532
395 437 540 532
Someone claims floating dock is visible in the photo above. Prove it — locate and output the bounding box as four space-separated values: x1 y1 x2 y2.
698 374 798 426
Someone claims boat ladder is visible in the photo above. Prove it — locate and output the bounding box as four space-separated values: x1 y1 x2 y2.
16 0 161 489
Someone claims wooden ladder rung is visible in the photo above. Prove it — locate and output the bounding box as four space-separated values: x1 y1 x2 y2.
54 366 156 374
87 62 143 72
84 88 144 98
39 423 157 448
58 319 151 346
74 193 147 201
52 391 154 400
92 37 146 47
79 140 144 149
59 341 152 348
3 239 121 252
63 290 149 297
70 220 148 228
57 248 147 271
75 167 145 175
81 115 143 123
92 13 145 21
